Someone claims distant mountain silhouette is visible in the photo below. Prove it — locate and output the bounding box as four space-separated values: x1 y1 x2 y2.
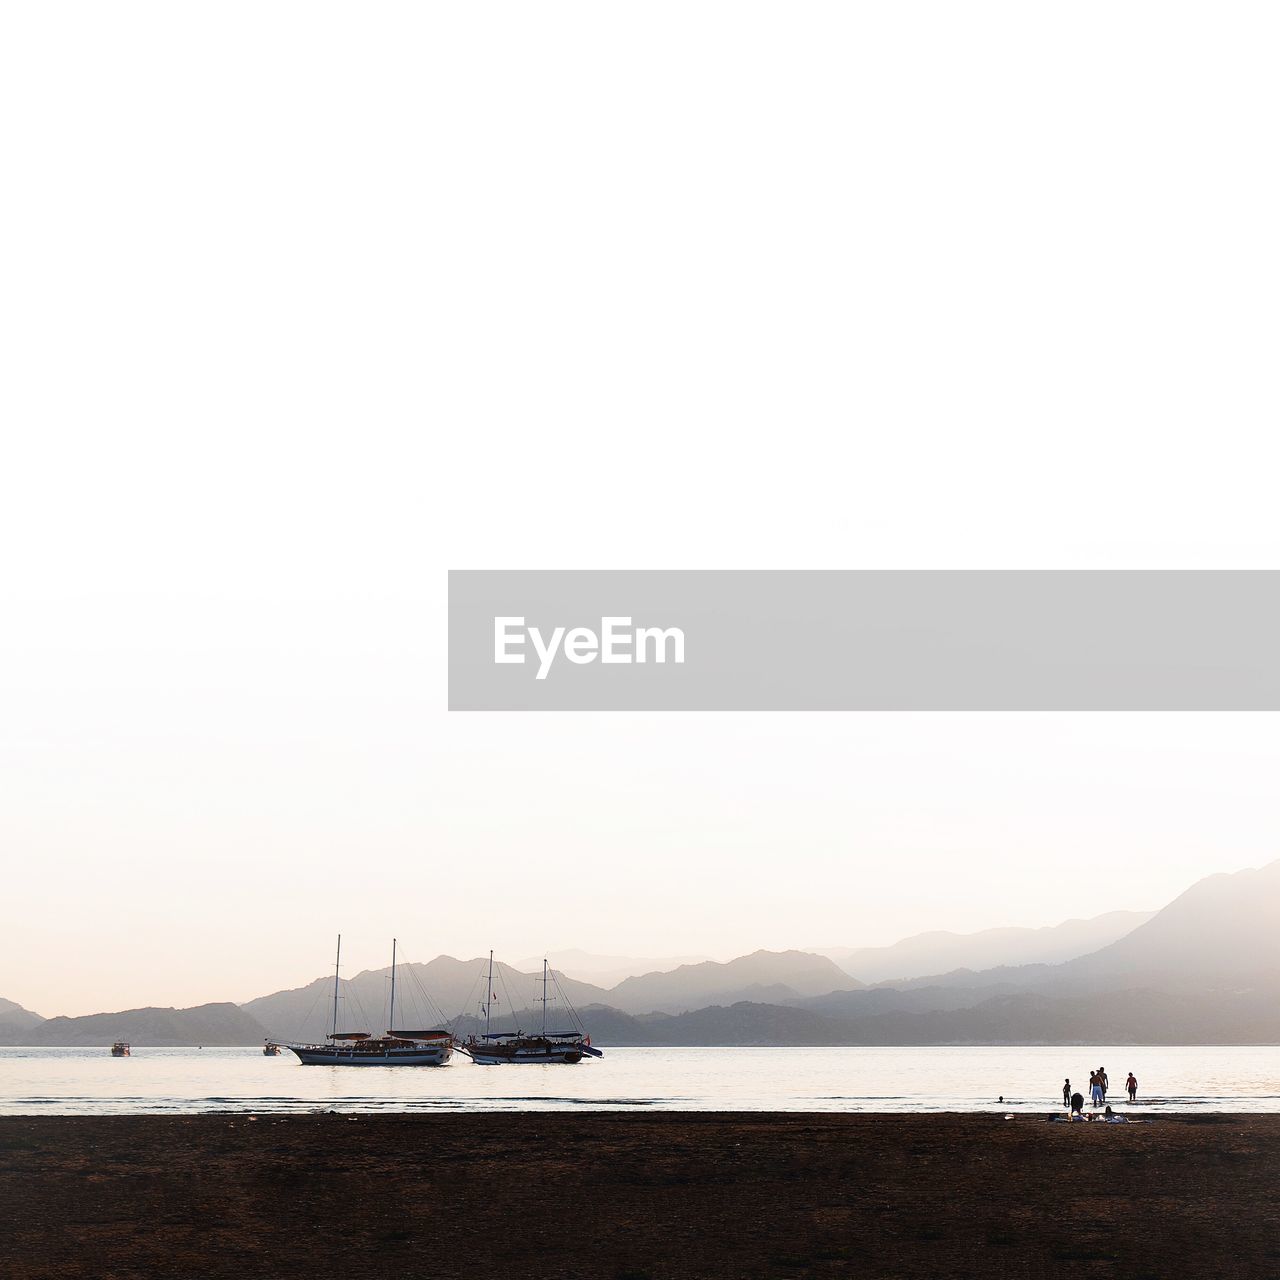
12 861 1279 1047
787 860 1280 1042
502 1001 854 1047
0 1002 267 1047
816 911 1152 983
816 981 1280 1045
604 951 862 1015
1062 860 1280 981
464 976 1280 1046
515 950 715 986
0 997 44 1036
593 862 1280 1043
798 982 1027 1019
577 981 1280 1047
639 1001 862 1046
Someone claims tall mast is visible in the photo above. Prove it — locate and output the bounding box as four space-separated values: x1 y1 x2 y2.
485 949 494 1038
542 958 549 1036
331 933 342 1040
389 938 397 1033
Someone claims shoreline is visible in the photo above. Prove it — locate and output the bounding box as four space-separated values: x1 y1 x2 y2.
5 1112 1280 1277
7 1040 1280 1047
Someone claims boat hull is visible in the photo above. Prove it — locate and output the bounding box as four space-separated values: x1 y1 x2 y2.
465 1043 585 1065
287 1044 452 1067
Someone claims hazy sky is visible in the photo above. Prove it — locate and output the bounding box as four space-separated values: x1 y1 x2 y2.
3 4 1278 1016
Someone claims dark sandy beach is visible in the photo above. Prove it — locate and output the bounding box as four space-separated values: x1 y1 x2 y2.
3 1112 1279 1278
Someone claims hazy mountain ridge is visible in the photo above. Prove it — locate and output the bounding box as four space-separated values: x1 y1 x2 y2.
788 860 1280 1042
454 861 1280 1043
8 861 1278 1046
603 950 862 1015
0 1002 267 1047
579 978 1280 1047
516 950 715 986
816 910 1154 984
1062 861 1280 980
816 980 1280 1045
0 997 45 1034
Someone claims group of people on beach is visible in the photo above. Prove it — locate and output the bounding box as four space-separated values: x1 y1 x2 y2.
1063 1068 1138 1113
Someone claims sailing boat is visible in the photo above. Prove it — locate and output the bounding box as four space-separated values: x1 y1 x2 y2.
460 953 602 1064
285 936 453 1066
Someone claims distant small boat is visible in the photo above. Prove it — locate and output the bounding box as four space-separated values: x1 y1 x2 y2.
263 1041 281 1056
110 1041 130 1057
285 936 454 1067
460 955 602 1065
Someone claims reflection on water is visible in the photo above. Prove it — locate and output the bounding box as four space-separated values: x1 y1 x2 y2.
2 1045 1278 1115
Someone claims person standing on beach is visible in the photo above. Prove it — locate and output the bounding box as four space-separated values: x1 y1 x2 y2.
1126 1072 1138 1101
1100 1067 1109 1101
1063 1078 1071 1108
1090 1071 1104 1107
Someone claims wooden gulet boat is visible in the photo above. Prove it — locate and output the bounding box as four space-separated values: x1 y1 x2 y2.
285 936 453 1067
461 953 602 1065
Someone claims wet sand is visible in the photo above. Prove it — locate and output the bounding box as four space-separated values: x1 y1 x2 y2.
3 1112 1279 1278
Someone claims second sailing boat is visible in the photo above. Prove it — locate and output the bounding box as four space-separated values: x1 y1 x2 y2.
460 953 602 1064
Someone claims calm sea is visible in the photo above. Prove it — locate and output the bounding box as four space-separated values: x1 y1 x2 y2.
2 1045 1278 1115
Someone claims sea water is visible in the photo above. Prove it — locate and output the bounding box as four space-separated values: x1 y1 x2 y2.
2 1045 1278 1115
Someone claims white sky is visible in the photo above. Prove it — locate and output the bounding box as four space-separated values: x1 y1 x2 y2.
2 4 1278 1016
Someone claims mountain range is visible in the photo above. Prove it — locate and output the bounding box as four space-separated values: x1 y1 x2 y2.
0 997 45 1037
813 910 1154 983
516 950 715 987
4 860 1278 1046
11 1002 264 1048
